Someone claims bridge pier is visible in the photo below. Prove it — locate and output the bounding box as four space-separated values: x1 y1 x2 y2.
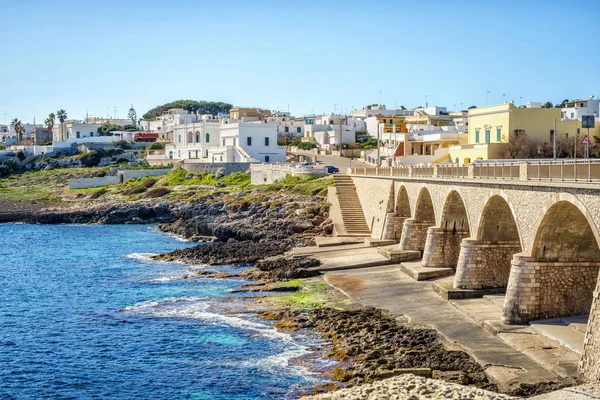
381 213 406 241
580 274 600 380
454 239 522 289
421 227 469 268
502 255 600 325
398 218 433 253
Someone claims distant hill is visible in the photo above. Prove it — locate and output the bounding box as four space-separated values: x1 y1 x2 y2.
142 100 233 120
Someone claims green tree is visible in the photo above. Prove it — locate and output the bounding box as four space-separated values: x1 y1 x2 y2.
45 112 55 137
543 101 553 108
142 100 233 120
127 105 137 126
10 118 23 144
56 109 68 141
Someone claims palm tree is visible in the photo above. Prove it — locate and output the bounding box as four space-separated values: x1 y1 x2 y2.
45 113 55 142
56 109 67 141
10 118 22 145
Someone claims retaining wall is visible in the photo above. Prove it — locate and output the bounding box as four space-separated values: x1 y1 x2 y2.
69 176 121 189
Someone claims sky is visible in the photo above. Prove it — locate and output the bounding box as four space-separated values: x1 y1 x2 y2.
1 0 599 125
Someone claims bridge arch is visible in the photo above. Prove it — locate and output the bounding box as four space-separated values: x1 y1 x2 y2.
414 187 435 224
504 199 600 324
477 195 521 246
396 186 411 218
398 187 435 253
454 195 523 290
422 190 471 268
441 190 470 234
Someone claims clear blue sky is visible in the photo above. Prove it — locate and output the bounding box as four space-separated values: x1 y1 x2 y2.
1 0 599 124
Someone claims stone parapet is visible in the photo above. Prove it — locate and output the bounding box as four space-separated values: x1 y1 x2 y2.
422 227 470 268
454 240 522 290
398 219 433 253
503 255 600 324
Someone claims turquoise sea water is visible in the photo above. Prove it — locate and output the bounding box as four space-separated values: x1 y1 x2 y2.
0 224 331 399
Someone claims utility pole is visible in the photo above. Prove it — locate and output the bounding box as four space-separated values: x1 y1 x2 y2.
553 118 557 159
377 122 381 166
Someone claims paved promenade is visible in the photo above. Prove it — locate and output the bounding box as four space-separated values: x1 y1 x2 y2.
302 243 572 390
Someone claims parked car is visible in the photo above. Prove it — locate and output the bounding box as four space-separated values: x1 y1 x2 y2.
324 165 339 174
295 162 313 168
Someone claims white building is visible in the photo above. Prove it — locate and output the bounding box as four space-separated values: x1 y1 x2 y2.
162 121 285 163
139 109 201 140
52 121 104 142
562 97 600 120
351 105 414 119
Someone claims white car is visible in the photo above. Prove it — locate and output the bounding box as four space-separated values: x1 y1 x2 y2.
295 162 313 168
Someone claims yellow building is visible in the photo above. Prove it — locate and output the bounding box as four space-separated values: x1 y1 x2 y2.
229 108 271 120
448 103 600 164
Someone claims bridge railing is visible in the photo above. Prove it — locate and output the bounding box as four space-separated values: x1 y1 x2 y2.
349 159 600 183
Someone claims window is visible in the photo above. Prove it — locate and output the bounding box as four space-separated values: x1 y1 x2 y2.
247 137 252 146
550 129 555 143
265 137 269 146
205 133 210 142
496 128 501 142
76 131 80 139
178 135 182 143
196 134 200 143
223 139 225 146
571 112 575 118
383 119 386 124
205 149 208 157
296 127 301 133
284 127 289 133
329 120 334 124
265 155 270 162
90 131 94 137
565 133 569 140
485 129 490 143
475 129 480 143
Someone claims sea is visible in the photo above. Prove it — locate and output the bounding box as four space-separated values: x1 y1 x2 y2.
0 224 333 399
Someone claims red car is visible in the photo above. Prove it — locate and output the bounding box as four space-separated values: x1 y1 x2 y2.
133 132 159 142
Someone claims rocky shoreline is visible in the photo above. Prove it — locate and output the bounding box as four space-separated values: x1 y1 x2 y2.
0 190 579 398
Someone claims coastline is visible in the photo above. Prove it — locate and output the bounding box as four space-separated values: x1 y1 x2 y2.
0 171 582 399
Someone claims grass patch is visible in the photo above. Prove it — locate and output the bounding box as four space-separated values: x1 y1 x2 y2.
159 168 217 186
219 172 251 186
274 282 330 309
261 175 333 196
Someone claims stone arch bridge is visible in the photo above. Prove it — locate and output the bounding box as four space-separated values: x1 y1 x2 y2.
338 161 600 380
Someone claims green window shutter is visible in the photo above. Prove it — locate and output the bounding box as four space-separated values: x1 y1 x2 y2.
485 129 490 143
475 130 480 143
496 128 501 142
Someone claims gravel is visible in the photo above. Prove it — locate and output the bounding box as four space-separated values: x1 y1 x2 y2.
303 374 516 400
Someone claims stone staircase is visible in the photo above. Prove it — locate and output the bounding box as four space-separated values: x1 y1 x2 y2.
333 174 370 236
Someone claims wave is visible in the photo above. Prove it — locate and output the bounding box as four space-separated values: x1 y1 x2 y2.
119 296 207 312
125 252 158 262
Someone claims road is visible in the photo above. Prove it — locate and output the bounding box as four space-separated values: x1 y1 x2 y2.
291 150 370 172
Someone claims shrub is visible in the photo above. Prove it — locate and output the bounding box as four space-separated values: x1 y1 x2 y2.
219 172 250 186
93 171 106 177
116 158 129 164
145 187 171 198
79 151 102 167
16 151 26 161
114 140 131 150
90 188 107 199
297 142 317 150
148 142 165 150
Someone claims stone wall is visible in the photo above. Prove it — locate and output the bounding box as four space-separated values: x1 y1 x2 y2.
503 255 600 324
352 177 393 239
580 274 600 380
399 219 433 253
69 176 121 189
121 168 171 182
421 227 470 268
454 240 522 289
183 162 253 176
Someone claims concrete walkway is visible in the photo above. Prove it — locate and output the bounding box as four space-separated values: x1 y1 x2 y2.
306 244 567 390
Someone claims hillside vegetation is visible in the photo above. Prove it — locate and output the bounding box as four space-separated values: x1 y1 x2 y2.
142 100 233 120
